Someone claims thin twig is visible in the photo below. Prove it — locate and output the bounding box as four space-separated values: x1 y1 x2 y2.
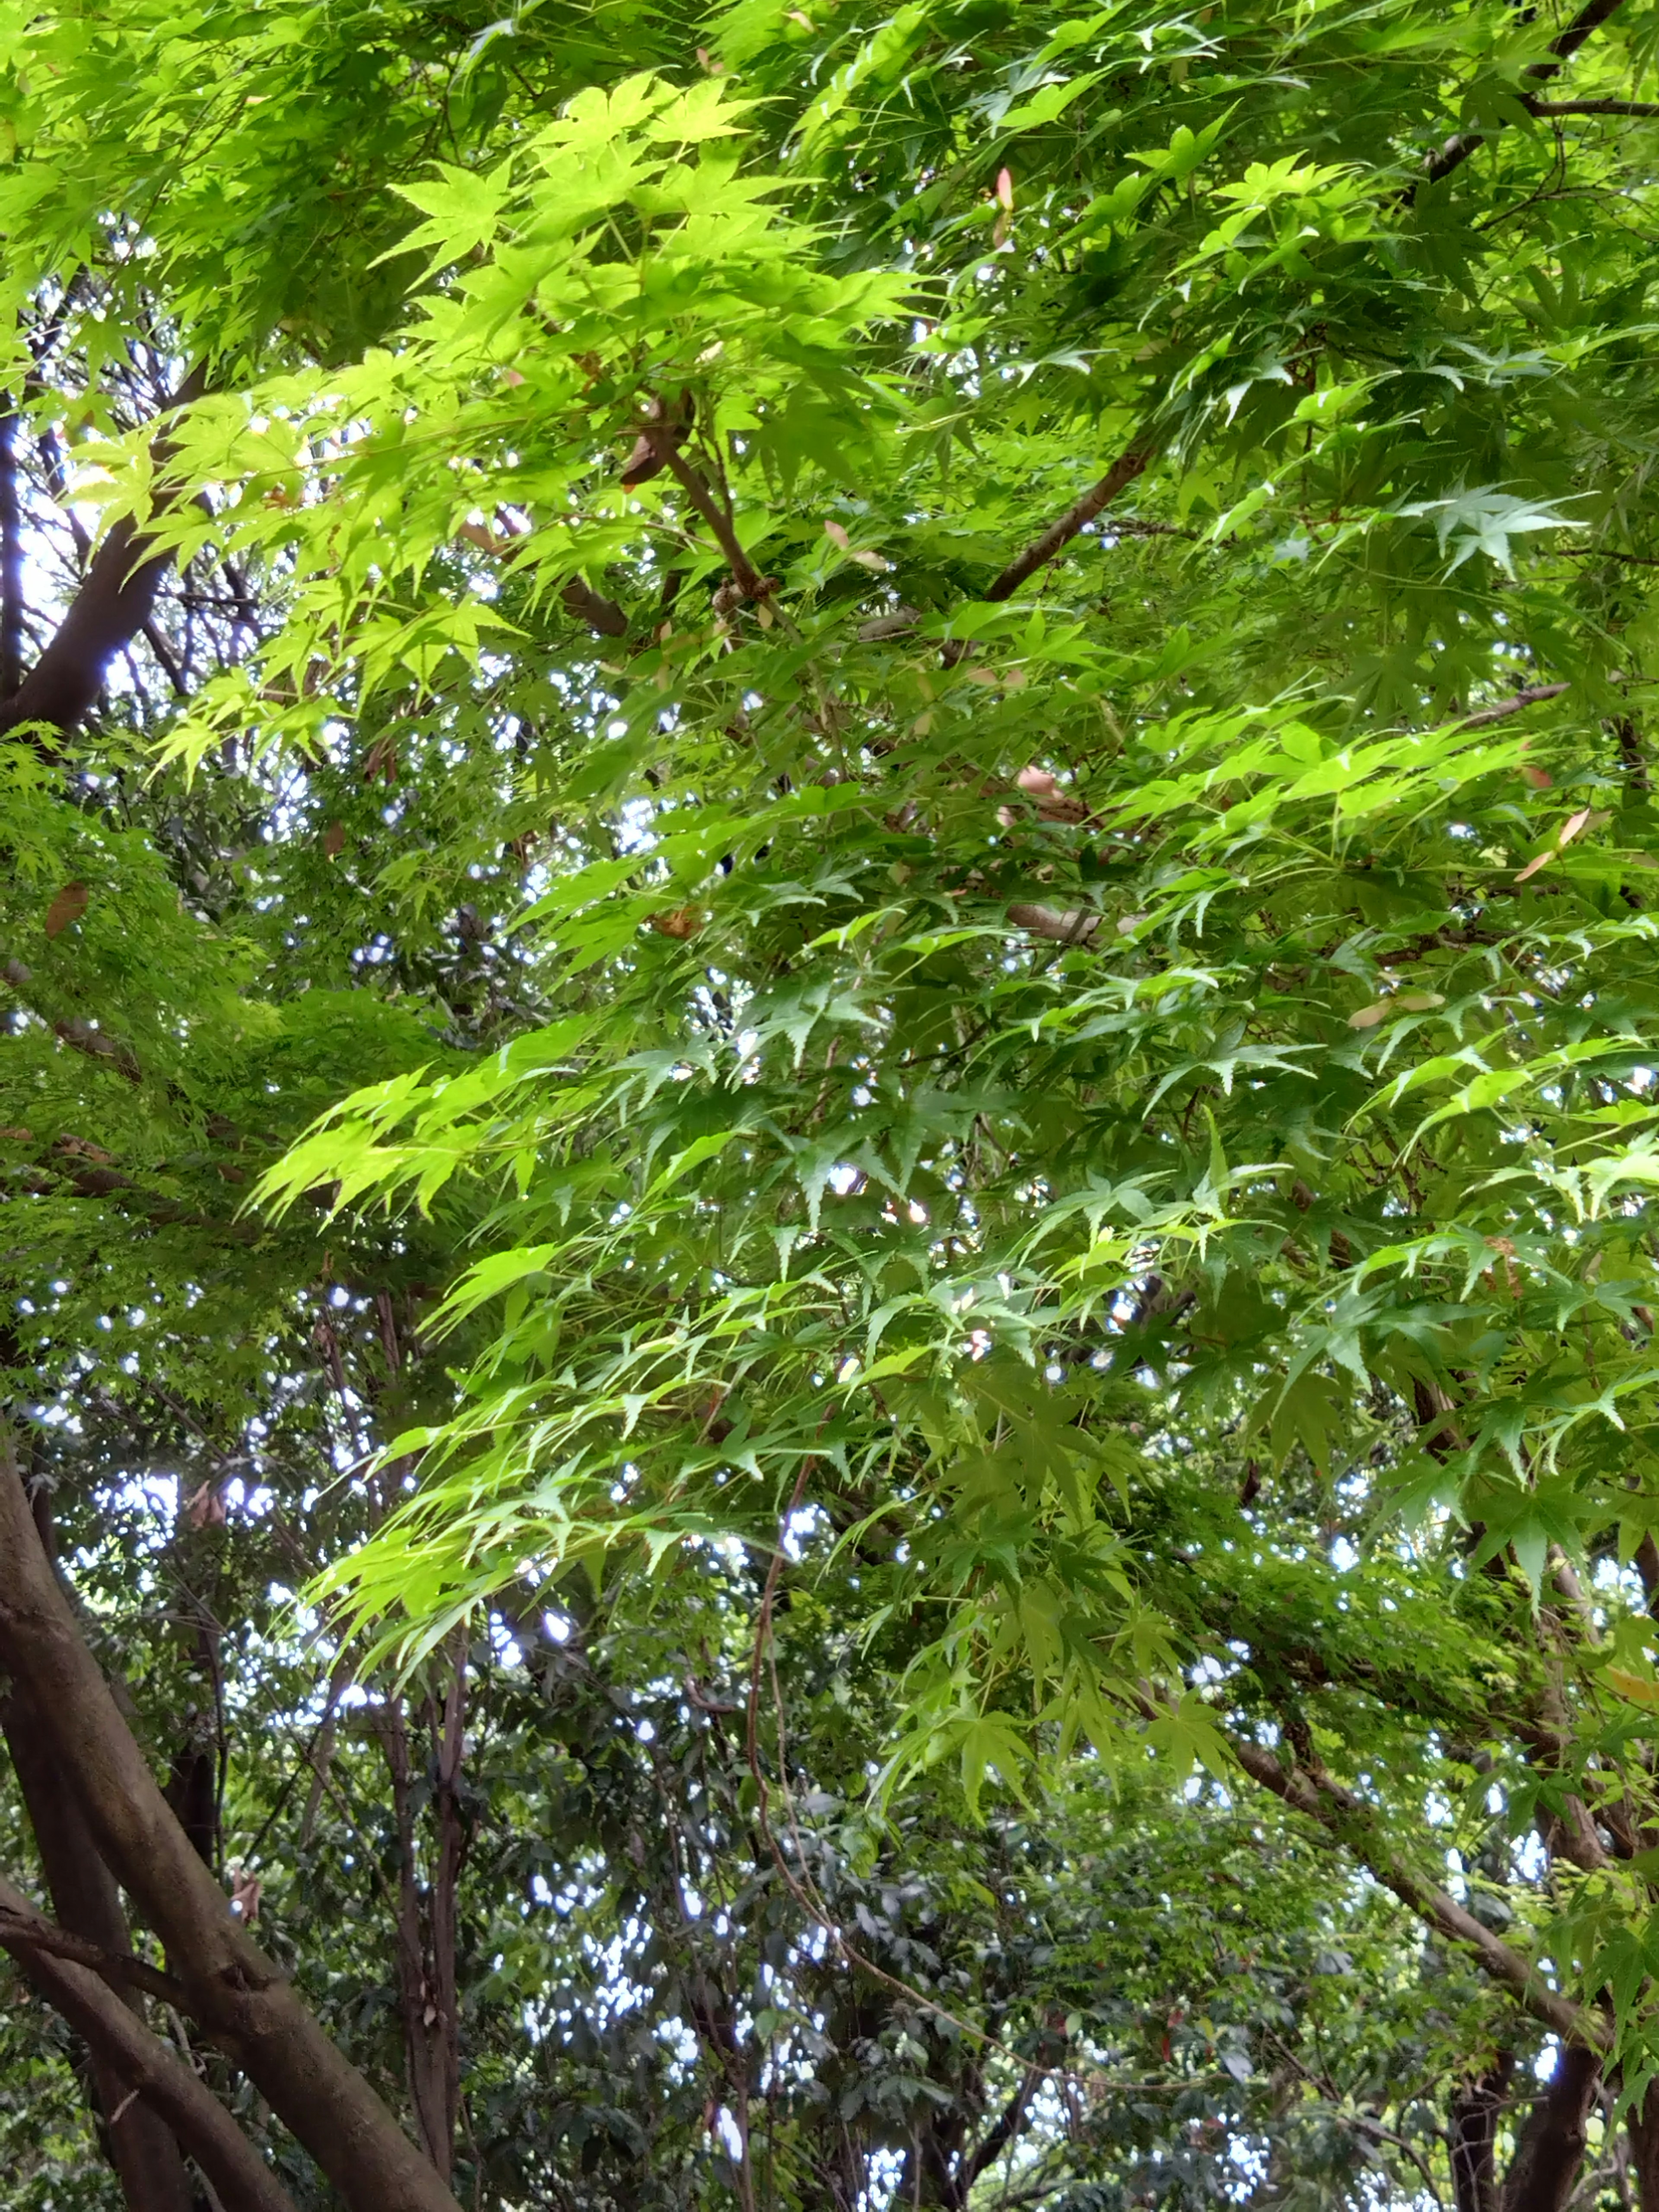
1415 0 1630 189
646 429 768 601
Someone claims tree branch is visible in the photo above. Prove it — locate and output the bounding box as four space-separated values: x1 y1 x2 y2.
560 575 628 637
3 1499 197 2212
958 2065 1044 2193
645 429 769 602
1457 682 1570 728
981 445 1151 604
937 442 1152 670
0 364 206 752
0 1431 466 2212
1498 2039 1600 2212
0 394 25 703
1528 97 1659 114
1419 0 1631 189
1228 1732 1608 2051
0 1872 302 2212
0 1907 187 2009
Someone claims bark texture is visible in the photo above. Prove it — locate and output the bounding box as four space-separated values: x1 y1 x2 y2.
377 1657 467 2181
3 1695 194 2212
1499 2043 1599 2212
0 1870 301 2212
1628 2078 1659 2212
0 1433 466 2212
1450 2056 1513 2212
0 365 204 748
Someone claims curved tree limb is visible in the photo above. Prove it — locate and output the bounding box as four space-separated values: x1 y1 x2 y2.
1228 1731 1608 2052
0 1432 466 2212
0 1872 302 2212
0 364 206 753
560 574 628 637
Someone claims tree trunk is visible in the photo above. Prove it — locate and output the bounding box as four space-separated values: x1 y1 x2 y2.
0 390 25 704
0 1433 465 2212
3 1695 193 2212
1450 2055 1514 2212
1499 2043 1599 2212
375 1656 467 2182
0 365 204 750
1626 2079 1659 2212
2 1484 198 2212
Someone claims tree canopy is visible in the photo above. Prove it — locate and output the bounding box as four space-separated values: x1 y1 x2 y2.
4 0 1659 2206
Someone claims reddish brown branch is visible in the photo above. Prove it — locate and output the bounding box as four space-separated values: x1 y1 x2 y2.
646 429 769 601
0 365 206 751
980 445 1151 604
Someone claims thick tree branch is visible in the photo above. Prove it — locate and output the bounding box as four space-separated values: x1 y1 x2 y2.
1450 2057 1513 2212
1228 1732 1607 2050
0 1433 466 2212
3 1495 196 2212
958 2066 1043 2193
1007 901 1102 948
1498 2040 1600 2212
560 574 628 637
0 364 206 751
0 1872 301 2212
0 394 24 703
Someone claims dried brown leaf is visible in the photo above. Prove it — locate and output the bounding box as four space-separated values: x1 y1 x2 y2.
44 882 88 939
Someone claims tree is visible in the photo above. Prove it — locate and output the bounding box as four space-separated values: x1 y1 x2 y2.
4 0 1659 2203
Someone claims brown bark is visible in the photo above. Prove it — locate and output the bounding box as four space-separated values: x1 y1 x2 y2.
3 1511 195 2212
1229 1732 1606 2050
982 445 1150 604
645 427 769 604
0 391 25 703
0 1433 465 2212
0 365 204 750
1626 2078 1659 2212
375 1653 467 2181
956 2065 1042 2197
0 1870 300 2212
1451 2056 1514 2212
1499 2043 1599 2212
561 574 627 636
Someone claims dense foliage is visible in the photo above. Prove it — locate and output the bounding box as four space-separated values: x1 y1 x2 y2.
6 0 1659 2204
